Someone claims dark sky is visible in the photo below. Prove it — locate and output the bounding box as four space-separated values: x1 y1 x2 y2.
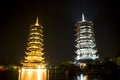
0 0 119 64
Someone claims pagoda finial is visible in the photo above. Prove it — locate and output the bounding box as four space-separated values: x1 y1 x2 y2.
35 17 40 26
82 13 85 22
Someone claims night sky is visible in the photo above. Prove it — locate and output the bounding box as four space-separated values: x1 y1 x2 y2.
0 0 119 64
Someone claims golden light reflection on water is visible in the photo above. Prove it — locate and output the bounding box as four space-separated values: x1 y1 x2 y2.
19 68 47 80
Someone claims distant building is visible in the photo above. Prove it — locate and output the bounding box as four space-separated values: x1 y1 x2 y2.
117 57 120 66
74 13 99 65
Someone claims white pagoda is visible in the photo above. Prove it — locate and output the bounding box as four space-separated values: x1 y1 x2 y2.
74 13 99 64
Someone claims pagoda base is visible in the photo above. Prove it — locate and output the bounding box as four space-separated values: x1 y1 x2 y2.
18 67 47 80
22 62 47 69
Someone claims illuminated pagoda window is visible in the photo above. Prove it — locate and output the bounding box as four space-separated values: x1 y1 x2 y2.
74 13 99 64
21 17 46 69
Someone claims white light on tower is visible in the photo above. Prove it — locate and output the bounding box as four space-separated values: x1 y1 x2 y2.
74 13 99 64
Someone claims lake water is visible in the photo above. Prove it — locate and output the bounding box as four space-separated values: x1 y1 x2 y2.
0 69 120 80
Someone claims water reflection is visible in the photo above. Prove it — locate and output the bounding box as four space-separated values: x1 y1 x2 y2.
19 68 47 80
75 74 88 80
18 69 116 80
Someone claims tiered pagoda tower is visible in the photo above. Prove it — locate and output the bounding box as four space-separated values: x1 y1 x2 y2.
21 17 46 69
74 14 99 64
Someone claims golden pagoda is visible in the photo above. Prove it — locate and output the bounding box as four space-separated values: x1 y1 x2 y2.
21 17 46 69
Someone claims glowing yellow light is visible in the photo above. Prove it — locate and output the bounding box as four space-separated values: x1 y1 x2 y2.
19 68 47 80
38 65 40 69
35 17 40 26
19 17 47 80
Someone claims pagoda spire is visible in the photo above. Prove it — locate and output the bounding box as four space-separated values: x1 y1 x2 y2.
82 13 85 22
35 17 40 26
